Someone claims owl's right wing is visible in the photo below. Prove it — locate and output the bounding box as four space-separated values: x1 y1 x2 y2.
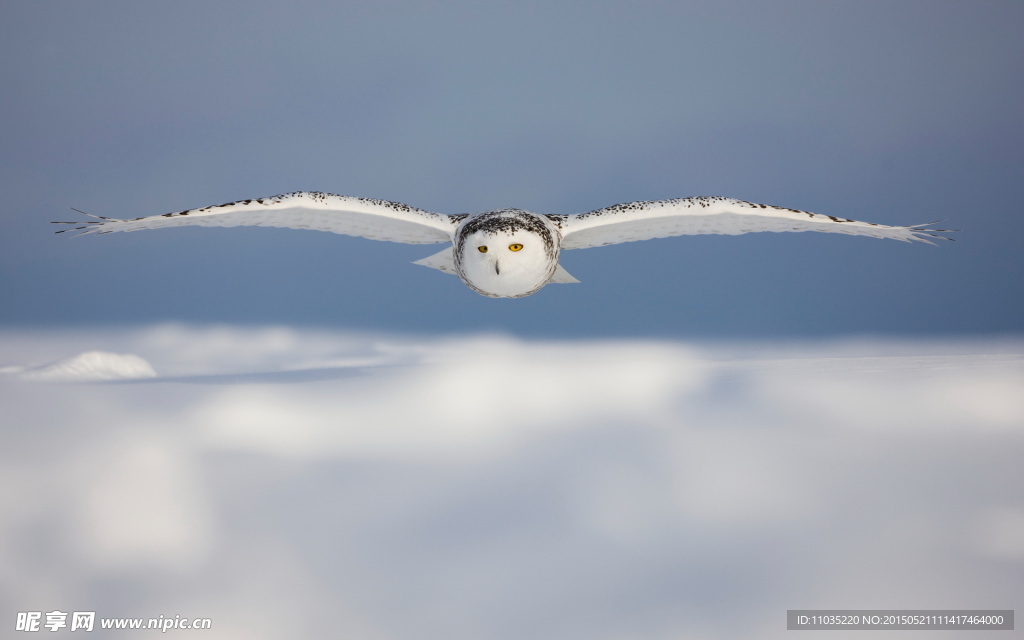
557 197 953 249
54 191 458 244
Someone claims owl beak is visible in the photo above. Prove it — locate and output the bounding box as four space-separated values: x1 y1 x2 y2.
494 260 501 275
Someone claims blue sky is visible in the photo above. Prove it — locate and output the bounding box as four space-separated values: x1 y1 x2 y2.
2 0 1022 337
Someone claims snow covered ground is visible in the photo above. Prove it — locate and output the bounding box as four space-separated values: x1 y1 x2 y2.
1 325 1022 639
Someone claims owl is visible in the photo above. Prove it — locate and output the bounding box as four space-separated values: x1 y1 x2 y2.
56 192 951 298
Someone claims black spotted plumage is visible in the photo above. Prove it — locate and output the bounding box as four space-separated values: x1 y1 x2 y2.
454 210 558 262
54 191 954 298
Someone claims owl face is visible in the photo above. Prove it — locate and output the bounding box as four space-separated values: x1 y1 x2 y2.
453 210 560 298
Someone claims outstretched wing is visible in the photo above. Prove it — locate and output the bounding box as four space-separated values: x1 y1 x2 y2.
54 191 457 244
557 197 953 250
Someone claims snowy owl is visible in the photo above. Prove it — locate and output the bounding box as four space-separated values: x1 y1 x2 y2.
55 192 952 298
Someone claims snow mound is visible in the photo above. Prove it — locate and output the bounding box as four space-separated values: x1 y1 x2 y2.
18 351 157 381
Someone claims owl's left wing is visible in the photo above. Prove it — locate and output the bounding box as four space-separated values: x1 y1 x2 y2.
54 191 457 244
556 197 953 250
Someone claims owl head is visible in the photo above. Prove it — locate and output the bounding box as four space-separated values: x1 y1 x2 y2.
453 210 560 298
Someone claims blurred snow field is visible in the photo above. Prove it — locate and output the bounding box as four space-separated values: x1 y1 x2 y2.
0 325 1021 639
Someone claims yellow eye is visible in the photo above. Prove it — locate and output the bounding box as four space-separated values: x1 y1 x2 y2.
509 243 523 252
477 246 488 253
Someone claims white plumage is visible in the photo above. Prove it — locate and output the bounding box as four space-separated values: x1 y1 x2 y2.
56 191 952 298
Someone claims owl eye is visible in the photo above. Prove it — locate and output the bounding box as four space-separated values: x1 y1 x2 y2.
509 243 523 252
477 246 488 253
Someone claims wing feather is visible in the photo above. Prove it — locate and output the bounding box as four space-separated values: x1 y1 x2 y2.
54 191 457 244
558 197 953 250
